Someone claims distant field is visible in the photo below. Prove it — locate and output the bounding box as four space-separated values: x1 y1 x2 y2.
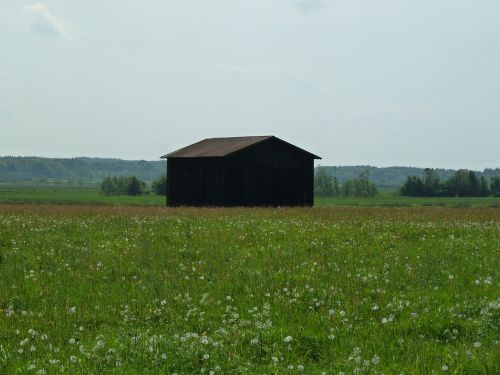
0 186 165 206
0 205 498 373
0 186 498 207
316 190 500 208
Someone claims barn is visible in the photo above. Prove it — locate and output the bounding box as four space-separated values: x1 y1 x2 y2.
161 136 321 207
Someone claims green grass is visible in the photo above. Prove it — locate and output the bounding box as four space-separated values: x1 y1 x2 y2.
0 186 499 207
0 186 165 206
315 189 500 208
0 205 498 374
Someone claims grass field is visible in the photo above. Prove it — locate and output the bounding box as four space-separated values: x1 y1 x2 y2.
0 204 498 374
0 186 499 207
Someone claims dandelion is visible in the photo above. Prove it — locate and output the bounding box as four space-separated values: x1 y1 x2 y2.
203 353 210 360
30 345 36 352
381 317 388 324
18 348 24 354
284 335 293 343
250 338 259 345
328 309 335 315
371 355 380 365
69 307 77 314
68 338 76 345
27 364 36 370
272 356 278 363
298 364 305 371
473 341 481 348
49 359 59 365
442 364 449 371
70 356 77 363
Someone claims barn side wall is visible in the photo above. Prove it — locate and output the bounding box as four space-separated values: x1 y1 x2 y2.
166 158 225 206
224 139 314 206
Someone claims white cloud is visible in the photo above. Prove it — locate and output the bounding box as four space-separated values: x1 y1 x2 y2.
288 0 326 13
23 3 81 40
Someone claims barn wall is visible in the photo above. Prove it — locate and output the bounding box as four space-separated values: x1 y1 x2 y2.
167 158 225 206
224 138 314 206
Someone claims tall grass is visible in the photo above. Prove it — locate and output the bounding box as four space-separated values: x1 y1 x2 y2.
0 205 498 373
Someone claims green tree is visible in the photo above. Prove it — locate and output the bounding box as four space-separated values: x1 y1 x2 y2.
342 172 377 197
314 166 335 196
152 175 167 195
478 176 490 197
127 176 146 196
490 176 500 197
423 168 442 196
400 176 425 196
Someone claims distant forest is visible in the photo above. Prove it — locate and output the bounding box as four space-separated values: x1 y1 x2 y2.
0 157 165 183
0 156 499 188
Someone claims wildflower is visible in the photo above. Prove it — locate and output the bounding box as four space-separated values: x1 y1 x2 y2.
297 364 304 371
442 364 449 371
381 317 388 324
371 355 380 365
473 341 481 348
18 348 24 354
27 364 36 370
272 356 278 363
161 353 167 360
284 335 293 343
69 307 77 314
203 353 210 360
250 338 259 345
70 356 77 363
30 345 36 352
68 338 76 345
328 309 335 315
49 359 59 365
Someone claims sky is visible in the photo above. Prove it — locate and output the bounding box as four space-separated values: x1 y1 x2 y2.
0 0 499 169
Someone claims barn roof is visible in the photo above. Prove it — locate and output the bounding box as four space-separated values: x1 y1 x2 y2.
161 136 321 159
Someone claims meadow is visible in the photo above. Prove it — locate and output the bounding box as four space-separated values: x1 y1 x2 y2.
0 204 498 374
0 186 499 207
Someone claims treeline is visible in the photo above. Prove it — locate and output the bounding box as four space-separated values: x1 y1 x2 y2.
401 169 500 197
315 167 377 197
0 157 165 182
100 175 167 196
313 165 500 188
2 157 500 190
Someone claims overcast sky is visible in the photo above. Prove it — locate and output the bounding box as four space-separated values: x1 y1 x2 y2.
1 0 499 169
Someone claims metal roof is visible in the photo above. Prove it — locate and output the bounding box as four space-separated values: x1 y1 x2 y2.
161 136 321 159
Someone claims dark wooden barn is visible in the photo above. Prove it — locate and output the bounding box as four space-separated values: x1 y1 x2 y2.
161 136 321 207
